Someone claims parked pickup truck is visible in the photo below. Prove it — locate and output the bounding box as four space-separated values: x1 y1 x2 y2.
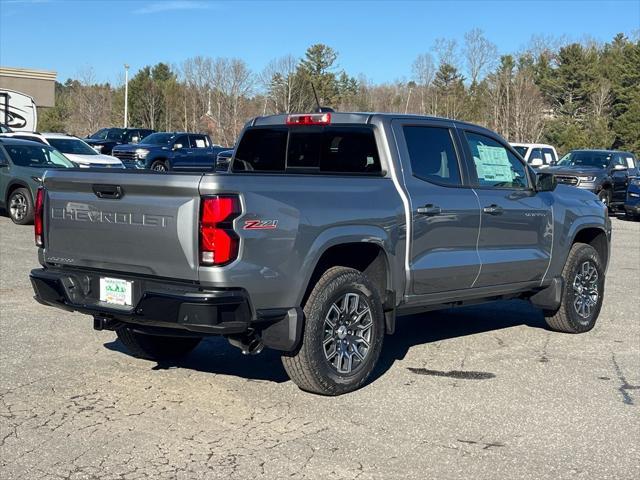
111 132 230 172
30 112 611 395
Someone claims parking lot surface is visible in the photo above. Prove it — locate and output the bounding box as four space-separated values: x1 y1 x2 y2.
1 215 639 479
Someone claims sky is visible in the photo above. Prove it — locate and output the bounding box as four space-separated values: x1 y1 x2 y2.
0 0 638 85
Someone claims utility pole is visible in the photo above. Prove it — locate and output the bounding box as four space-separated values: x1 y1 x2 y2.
124 64 129 128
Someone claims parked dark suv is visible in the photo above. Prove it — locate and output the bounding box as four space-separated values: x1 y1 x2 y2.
84 128 155 155
546 149 639 210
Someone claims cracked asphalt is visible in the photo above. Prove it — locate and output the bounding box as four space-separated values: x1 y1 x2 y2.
1 215 639 479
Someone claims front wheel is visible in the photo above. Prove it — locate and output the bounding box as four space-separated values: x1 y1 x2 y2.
150 160 169 172
282 267 385 396
597 189 611 211
544 243 604 333
8 188 34 225
116 327 201 360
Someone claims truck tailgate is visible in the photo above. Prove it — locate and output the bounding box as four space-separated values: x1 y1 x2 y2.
42 171 202 281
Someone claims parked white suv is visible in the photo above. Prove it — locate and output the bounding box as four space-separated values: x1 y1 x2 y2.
0 132 124 168
511 143 558 168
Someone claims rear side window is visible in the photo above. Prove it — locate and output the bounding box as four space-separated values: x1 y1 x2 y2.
403 126 461 186
232 126 381 174
190 135 210 149
542 148 556 164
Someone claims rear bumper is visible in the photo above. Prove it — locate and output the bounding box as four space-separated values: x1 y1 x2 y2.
30 268 302 351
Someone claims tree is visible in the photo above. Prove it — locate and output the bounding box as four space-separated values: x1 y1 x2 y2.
463 28 498 86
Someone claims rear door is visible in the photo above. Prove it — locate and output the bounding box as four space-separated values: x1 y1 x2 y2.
392 119 481 295
43 170 202 280
461 129 552 287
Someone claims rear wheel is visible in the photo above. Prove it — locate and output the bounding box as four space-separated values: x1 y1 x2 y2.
150 160 168 172
8 188 34 225
116 327 201 360
282 267 385 396
544 243 604 333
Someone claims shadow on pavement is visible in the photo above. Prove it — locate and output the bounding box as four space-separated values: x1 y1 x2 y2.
104 299 548 387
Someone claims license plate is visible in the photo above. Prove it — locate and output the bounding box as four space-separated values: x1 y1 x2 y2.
100 277 133 306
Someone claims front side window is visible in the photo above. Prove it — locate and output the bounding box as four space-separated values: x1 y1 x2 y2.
105 129 125 141
173 135 189 149
403 126 462 186
529 148 543 161
465 131 529 189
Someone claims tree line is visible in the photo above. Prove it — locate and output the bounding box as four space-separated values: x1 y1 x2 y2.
40 31 639 153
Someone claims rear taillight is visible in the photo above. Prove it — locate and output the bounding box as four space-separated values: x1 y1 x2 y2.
34 187 44 247
286 113 331 125
199 195 241 266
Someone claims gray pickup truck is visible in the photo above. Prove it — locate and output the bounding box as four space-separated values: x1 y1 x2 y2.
30 112 611 395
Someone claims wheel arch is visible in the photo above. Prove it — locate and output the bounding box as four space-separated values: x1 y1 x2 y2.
571 226 609 272
5 180 32 204
297 227 398 334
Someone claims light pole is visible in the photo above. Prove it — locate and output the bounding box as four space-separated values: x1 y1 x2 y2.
124 64 129 128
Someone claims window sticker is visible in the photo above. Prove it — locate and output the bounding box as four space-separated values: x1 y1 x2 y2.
195 139 206 148
475 145 513 182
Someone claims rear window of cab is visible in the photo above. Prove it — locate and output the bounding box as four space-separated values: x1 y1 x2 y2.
232 126 381 174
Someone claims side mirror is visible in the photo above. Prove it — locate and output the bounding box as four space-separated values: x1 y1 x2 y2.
530 158 544 167
536 172 557 192
173 143 183 150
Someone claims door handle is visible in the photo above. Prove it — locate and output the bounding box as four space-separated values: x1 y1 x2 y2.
416 204 442 216
92 184 124 199
482 204 503 215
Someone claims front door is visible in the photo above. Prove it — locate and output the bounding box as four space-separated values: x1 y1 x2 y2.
461 129 553 288
392 120 481 295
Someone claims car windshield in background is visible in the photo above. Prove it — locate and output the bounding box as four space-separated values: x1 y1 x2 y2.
140 133 174 145
88 129 108 139
5 144 75 168
47 138 98 155
558 151 611 168
233 126 381 174
513 146 529 158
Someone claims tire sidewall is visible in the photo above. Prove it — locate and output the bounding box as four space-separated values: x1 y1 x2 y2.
304 270 384 393
9 188 34 225
562 245 605 332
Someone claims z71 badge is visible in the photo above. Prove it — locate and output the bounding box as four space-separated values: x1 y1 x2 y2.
243 219 278 230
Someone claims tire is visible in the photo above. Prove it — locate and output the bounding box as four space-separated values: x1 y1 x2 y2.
150 160 169 172
597 189 611 211
116 327 201 361
544 243 604 333
8 188 34 225
282 267 385 396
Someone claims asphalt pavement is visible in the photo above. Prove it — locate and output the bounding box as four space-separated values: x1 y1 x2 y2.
1 215 638 479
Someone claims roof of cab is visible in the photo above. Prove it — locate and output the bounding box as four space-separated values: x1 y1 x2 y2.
251 112 496 132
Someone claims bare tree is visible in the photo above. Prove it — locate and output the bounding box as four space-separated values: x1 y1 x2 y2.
412 53 435 114
463 28 498 85
68 68 112 135
432 38 459 68
261 55 300 113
